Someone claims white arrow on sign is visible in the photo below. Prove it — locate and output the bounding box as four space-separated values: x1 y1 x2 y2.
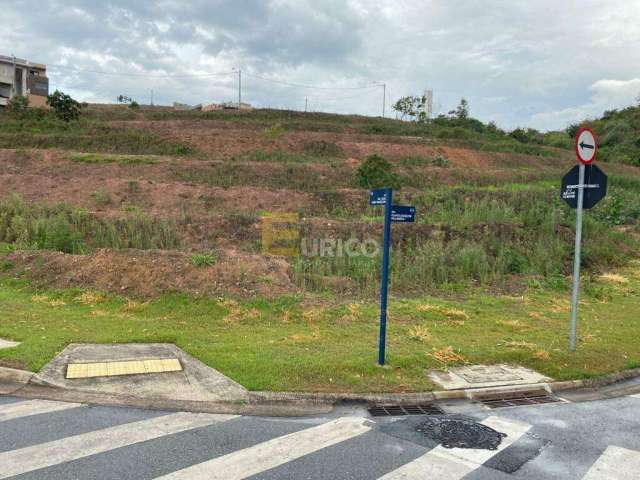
575 128 597 164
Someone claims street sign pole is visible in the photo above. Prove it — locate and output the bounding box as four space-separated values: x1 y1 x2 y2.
569 163 585 352
378 188 392 365
369 188 415 365
565 126 600 352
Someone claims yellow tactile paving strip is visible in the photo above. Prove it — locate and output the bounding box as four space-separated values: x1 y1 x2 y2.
66 358 182 379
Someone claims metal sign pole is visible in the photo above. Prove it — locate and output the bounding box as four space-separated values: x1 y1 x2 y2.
378 188 393 365
569 163 585 351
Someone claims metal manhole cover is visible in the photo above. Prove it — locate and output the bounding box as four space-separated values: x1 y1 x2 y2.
416 417 506 450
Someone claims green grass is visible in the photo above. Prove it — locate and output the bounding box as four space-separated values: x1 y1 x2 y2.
231 149 337 164
303 140 344 157
398 154 450 167
173 161 352 191
0 195 178 253
191 252 217 267
0 115 195 156
1 264 639 392
70 153 158 165
292 179 640 294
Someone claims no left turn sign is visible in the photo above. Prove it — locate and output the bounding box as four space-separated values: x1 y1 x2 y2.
575 127 597 164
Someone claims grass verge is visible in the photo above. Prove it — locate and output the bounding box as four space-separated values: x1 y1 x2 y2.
1 263 639 392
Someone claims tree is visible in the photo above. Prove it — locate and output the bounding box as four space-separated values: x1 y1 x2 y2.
566 123 581 138
47 90 82 122
509 128 529 143
449 98 469 119
392 95 427 121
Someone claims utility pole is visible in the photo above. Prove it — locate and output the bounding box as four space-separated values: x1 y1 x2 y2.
150 89 154 106
305 97 308 112
238 68 242 109
382 83 386 118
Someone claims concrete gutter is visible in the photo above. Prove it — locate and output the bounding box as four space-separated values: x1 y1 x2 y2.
2 365 640 415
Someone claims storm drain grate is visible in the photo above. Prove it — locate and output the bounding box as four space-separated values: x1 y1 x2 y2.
480 394 560 409
368 404 443 417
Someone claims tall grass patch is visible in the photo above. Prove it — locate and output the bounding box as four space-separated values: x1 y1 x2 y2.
0 195 178 254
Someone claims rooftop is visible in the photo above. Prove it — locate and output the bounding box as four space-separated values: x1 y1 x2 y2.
0 55 46 70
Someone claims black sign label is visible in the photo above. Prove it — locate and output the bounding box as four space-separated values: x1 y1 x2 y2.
561 164 608 209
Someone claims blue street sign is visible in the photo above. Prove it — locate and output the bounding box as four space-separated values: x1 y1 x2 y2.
369 190 417 366
391 205 416 223
369 188 389 205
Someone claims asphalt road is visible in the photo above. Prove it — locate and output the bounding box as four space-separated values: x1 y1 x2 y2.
0 393 639 479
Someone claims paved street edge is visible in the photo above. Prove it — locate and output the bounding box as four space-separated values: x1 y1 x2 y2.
2 365 640 415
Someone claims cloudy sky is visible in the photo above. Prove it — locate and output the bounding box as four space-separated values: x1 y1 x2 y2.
2 0 640 130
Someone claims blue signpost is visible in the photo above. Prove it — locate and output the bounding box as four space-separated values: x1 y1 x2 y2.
369 188 415 365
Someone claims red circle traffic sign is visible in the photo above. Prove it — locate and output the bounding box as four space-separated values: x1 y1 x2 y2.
575 127 597 164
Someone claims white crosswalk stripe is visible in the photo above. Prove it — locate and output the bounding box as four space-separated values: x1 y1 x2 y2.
0 411 237 479
0 399 82 422
154 416 372 480
582 445 640 480
378 416 531 479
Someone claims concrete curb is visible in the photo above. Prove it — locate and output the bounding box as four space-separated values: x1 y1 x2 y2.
250 368 640 405
0 366 34 385
0 366 35 395
2 366 640 414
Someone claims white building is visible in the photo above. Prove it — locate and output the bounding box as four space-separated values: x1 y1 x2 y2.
0 55 49 108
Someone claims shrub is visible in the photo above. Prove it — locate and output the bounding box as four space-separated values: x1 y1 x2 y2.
191 252 217 267
174 144 193 155
509 128 529 143
47 90 82 122
6 95 29 116
129 101 140 110
597 194 625 225
356 154 400 189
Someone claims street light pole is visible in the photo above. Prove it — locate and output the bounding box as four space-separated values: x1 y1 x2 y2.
382 83 386 118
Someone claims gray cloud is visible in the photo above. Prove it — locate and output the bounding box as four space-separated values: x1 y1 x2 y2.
2 0 639 130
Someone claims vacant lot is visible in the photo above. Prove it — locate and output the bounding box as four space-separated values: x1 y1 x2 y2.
1 105 639 391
